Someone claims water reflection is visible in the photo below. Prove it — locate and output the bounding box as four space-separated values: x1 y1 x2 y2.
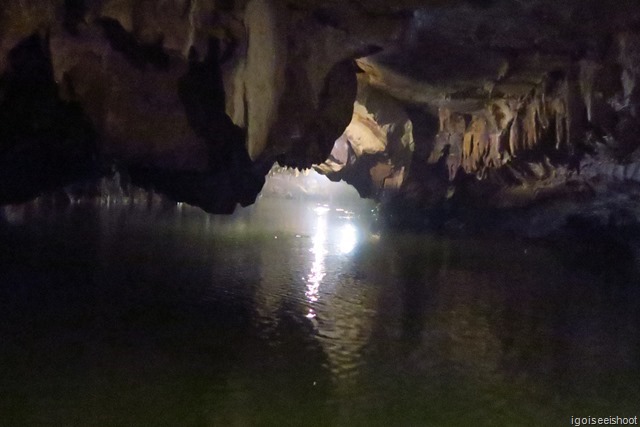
305 207 328 319
0 200 639 426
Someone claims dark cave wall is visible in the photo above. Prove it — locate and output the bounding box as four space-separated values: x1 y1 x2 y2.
0 32 97 204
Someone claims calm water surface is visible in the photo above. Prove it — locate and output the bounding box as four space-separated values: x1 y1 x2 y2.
0 198 638 426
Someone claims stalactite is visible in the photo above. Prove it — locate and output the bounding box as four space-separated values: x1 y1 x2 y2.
439 108 449 132
523 104 536 151
476 121 490 171
427 74 583 182
486 134 502 168
462 131 474 172
551 97 567 149
509 113 520 157
447 133 463 180
579 60 599 122
183 0 199 58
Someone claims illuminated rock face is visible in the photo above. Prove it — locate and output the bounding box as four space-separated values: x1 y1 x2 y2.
316 78 414 198
1 0 640 226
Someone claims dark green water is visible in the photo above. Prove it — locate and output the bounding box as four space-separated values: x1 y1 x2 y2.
0 198 638 426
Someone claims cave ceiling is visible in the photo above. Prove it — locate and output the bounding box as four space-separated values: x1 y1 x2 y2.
1 0 640 224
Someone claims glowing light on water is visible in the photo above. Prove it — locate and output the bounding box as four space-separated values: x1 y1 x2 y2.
305 203 362 319
314 206 330 215
338 223 358 254
306 209 327 310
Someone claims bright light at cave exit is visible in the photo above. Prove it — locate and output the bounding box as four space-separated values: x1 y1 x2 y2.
338 223 358 255
260 166 371 320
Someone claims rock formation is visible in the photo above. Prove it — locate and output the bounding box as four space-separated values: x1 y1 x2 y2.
2 0 640 233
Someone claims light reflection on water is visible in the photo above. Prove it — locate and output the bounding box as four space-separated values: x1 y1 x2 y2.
305 207 327 318
0 198 639 426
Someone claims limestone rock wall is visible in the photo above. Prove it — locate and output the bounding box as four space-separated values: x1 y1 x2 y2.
320 12 640 229
315 78 414 198
2 0 640 222
0 0 366 210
